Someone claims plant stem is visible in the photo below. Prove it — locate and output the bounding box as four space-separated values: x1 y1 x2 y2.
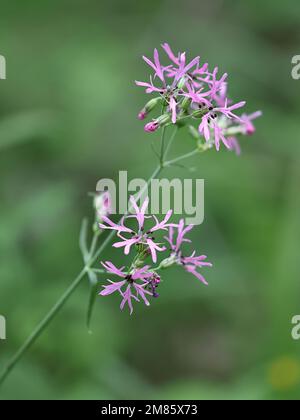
160 126 166 167
163 126 178 161
0 267 87 386
164 148 199 167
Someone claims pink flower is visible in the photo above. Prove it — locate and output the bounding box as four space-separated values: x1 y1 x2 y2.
99 216 132 234
183 82 212 108
213 123 231 151
165 219 212 286
173 54 200 84
142 48 165 83
215 100 246 120
136 44 203 126
198 100 246 151
100 262 154 315
136 43 261 153
100 196 173 263
165 219 193 253
119 285 139 314
227 137 241 155
240 111 262 135
135 79 164 94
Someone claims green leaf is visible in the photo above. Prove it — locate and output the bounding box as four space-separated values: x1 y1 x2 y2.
79 218 89 262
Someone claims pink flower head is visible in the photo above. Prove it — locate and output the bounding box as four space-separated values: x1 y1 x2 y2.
227 137 241 156
215 100 246 120
136 43 261 153
136 44 208 129
198 100 246 151
165 219 193 253
100 262 154 315
240 111 262 135
165 219 212 286
183 82 212 108
100 196 173 263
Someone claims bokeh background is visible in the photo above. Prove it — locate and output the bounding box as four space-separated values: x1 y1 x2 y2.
1 0 300 400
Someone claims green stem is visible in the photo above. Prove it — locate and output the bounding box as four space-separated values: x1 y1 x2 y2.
160 126 167 167
163 126 178 161
164 148 199 167
0 267 87 386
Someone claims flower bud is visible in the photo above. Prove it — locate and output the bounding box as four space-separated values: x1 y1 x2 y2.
138 97 162 120
192 108 207 118
144 113 171 133
177 76 187 90
144 121 159 132
181 96 192 112
138 111 147 120
94 191 111 223
244 122 256 135
158 254 177 269
157 113 171 127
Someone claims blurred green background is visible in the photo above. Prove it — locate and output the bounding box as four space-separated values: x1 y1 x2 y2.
1 0 300 400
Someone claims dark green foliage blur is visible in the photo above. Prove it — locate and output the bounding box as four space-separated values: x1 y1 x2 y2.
1 0 300 400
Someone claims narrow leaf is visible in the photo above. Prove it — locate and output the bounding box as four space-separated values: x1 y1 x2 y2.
79 218 89 261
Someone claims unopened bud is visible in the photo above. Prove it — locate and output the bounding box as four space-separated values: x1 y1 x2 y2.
158 254 177 269
144 113 171 133
138 97 162 120
177 76 187 90
94 191 111 223
144 121 159 132
157 113 171 127
181 96 192 112
192 108 208 118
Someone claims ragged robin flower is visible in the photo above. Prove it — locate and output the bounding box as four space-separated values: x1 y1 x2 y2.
163 219 212 285
99 196 174 263
136 43 262 153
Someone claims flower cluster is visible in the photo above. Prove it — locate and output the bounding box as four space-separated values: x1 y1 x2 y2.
99 197 212 314
136 43 262 153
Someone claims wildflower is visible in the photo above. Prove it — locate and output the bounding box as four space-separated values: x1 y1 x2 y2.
100 262 154 314
99 196 173 263
164 219 212 285
227 137 241 156
136 46 201 124
136 43 261 153
240 111 262 135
